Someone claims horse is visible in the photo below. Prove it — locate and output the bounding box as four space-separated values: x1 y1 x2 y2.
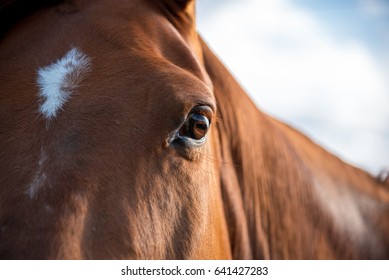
1 0 388 259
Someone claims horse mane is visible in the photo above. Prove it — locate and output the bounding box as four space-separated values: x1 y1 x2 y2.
0 0 63 37
200 35 389 259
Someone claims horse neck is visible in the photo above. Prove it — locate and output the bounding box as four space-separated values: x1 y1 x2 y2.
200 37 389 259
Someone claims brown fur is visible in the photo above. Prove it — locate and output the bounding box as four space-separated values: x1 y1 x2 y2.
1 0 388 259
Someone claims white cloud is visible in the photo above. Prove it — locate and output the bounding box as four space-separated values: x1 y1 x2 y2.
358 0 389 17
197 0 389 174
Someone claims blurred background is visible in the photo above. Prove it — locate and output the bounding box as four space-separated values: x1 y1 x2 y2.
197 0 389 175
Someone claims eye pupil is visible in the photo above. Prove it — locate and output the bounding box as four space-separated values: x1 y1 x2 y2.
191 119 207 139
179 113 210 141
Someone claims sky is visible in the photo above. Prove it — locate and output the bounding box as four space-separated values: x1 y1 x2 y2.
196 0 389 175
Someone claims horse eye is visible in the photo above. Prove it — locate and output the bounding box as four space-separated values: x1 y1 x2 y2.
179 111 210 141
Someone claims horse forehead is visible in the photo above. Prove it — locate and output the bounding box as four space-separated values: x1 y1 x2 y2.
36 47 91 120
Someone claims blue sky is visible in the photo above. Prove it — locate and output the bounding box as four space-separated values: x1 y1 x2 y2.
197 0 389 174
294 0 389 67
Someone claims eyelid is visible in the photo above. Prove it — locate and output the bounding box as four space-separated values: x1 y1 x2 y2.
190 104 214 120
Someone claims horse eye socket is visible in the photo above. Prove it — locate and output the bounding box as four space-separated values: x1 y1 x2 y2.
179 113 210 141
